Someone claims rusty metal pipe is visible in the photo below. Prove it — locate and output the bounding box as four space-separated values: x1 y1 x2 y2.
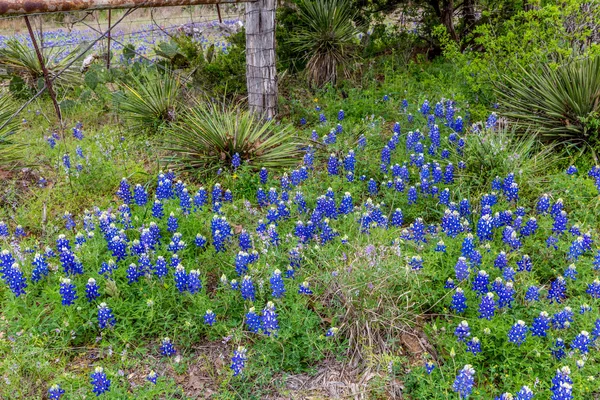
0 0 252 16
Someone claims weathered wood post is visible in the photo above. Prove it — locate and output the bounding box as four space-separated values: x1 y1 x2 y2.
245 0 277 118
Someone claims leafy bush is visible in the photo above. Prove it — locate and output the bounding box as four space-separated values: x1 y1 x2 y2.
163 101 302 174
115 68 180 131
0 38 82 95
292 0 360 87
497 56 600 151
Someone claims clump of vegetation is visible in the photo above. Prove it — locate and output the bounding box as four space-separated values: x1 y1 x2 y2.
0 38 81 94
292 0 359 87
163 101 302 174
0 95 22 167
115 68 181 131
498 56 600 151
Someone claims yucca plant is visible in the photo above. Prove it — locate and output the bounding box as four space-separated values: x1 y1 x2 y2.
0 95 23 168
497 56 600 150
292 0 359 87
116 69 180 131
163 101 302 174
459 125 562 201
0 38 81 90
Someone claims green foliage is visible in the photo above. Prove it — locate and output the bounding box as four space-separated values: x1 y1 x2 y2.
459 125 562 201
292 0 360 87
439 0 600 100
154 32 209 70
497 56 600 151
0 38 82 95
193 30 247 98
0 94 22 168
115 68 181 132
276 4 308 73
163 101 303 175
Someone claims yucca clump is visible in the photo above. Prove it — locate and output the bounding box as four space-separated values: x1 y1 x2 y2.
0 38 81 91
163 101 302 174
116 69 180 131
292 0 359 87
497 56 600 150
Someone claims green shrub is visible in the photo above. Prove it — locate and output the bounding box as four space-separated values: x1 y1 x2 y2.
115 68 180 131
292 0 360 87
162 101 303 175
497 56 600 151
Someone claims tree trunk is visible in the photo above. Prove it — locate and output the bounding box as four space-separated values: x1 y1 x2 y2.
462 0 476 36
245 0 278 118
441 0 458 42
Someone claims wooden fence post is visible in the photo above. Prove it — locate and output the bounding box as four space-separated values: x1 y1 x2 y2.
245 0 277 118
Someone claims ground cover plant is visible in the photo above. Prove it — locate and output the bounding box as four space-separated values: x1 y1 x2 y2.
2 91 600 399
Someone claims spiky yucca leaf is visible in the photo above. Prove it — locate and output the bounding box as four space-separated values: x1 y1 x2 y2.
292 0 359 87
163 101 302 174
117 70 180 131
497 56 600 149
0 38 81 89
0 95 23 168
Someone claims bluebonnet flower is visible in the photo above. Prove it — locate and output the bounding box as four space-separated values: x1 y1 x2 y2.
425 361 435 375
451 288 467 313
97 302 116 329
548 276 567 304
452 364 475 399
564 264 577 280
435 241 447 253
508 320 527 346
552 307 574 329
587 278 600 299
147 371 158 384
204 310 216 326
90 366 111 396
478 292 496 320
515 386 534 400
85 278 100 302
516 255 532 272
242 306 262 334
497 282 515 309
298 281 313 295
188 270 202 294
116 178 132 204
566 165 577 175
59 277 77 305
455 257 469 281
4 263 27 297
454 320 471 342
261 301 279 336
126 264 140 284
62 154 71 171
409 255 423 270
174 265 188 293
241 275 256 301
319 113 326 123
31 253 49 283
231 346 247 376
304 149 315 168
407 186 417 204
14 225 25 238
466 337 481 355
167 212 178 232
523 285 539 302
536 194 550 214
160 337 176 357
231 153 241 169
442 209 463 238
580 303 592 314
63 211 75 230
269 269 285 298
530 311 549 337
48 384 65 399
472 270 489 295
550 366 573 400
151 200 164 219
368 179 379 196
552 211 568 235
326 327 338 337
570 331 591 354
551 338 566 361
